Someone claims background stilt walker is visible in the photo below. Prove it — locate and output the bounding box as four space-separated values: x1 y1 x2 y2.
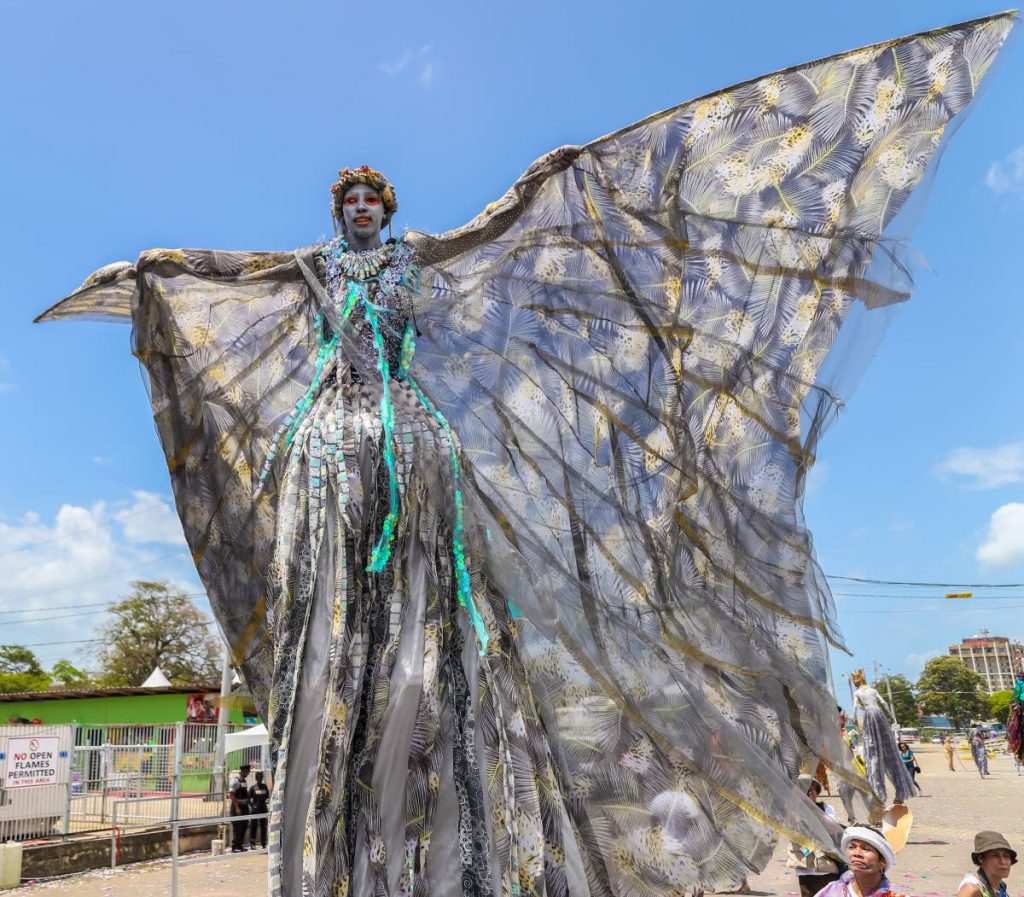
852 669 916 820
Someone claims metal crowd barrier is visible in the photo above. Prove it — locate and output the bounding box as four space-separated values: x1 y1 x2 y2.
167 811 269 896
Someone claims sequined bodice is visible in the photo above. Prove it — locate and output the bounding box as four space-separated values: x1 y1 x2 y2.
345 281 409 369
855 686 883 710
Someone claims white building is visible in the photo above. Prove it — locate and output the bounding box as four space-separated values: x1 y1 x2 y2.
949 629 1024 694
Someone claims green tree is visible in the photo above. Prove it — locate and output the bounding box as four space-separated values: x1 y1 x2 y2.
916 656 988 729
0 645 51 694
874 674 918 726
94 581 222 687
49 658 91 689
989 689 1013 723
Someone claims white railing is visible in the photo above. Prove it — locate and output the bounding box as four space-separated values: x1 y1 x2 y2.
0 721 270 841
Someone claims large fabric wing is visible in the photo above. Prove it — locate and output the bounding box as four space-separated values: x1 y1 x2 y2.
37 249 321 716
408 11 1015 875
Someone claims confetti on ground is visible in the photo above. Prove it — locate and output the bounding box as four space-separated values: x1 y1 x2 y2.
10 745 1024 896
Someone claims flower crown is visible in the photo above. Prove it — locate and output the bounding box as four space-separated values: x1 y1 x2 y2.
330 165 398 224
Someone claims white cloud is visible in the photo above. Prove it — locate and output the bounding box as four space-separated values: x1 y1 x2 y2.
986 145 1024 195
115 490 187 545
379 45 435 87
934 440 1024 489
977 502 1024 567
0 502 117 596
379 50 414 76
0 495 199 666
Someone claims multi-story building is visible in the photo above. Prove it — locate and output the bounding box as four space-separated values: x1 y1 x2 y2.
949 629 1024 694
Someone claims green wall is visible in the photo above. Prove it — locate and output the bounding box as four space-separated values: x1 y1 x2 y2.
2 693 246 726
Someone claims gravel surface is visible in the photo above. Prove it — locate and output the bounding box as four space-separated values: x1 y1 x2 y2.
10 744 1021 896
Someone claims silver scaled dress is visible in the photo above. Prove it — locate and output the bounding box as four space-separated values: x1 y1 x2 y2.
38 14 1014 896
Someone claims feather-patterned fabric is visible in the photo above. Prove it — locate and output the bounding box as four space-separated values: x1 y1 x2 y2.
36 13 1015 896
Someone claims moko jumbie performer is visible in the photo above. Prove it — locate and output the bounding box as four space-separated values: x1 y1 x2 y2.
38 13 1014 897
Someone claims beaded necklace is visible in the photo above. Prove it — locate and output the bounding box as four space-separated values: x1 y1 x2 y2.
335 243 392 281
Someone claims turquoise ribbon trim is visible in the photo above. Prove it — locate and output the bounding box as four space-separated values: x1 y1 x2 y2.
362 297 400 574
404 366 489 656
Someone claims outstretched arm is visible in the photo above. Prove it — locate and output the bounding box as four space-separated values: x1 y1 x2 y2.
35 259 136 322
35 248 299 323
35 245 317 725
406 145 580 268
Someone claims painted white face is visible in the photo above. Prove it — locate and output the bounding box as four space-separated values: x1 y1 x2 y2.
341 183 384 243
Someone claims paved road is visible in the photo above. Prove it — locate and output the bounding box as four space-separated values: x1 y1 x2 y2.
13 743 1023 896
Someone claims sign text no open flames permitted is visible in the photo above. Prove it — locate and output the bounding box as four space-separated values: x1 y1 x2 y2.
3 735 61 788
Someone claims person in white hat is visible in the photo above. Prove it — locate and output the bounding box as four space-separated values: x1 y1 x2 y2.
812 825 903 897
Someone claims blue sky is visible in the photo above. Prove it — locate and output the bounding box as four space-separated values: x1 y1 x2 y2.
0 1 1022 692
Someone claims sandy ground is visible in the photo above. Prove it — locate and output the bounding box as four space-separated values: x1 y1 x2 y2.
11 743 1022 896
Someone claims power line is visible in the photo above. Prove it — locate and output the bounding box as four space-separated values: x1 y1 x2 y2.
4 619 218 649
843 604 1024 614
826 574 1024 588
0 593 207 617
3 608 123 624
832 591 1024 600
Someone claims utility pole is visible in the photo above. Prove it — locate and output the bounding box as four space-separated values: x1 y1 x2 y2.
212 645 232 797
874 659 899 730
884 672 898 728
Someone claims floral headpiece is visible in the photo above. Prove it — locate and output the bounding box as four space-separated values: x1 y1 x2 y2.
330 165 398 225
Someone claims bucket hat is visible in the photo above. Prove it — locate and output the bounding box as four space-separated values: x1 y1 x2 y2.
972 831 1018 865
842 826 896 871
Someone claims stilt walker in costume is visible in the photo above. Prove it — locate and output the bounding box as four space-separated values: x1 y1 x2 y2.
852 670 916 807
1008 672 1024 765
37 14 1013 897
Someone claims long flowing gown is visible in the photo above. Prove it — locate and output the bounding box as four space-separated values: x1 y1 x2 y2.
37 14 1014 897
852 686 915 804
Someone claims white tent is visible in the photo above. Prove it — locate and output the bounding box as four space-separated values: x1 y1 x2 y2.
141 667 171 688
224 723 269 755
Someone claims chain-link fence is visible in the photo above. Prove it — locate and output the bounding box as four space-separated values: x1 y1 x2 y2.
0 722 269 841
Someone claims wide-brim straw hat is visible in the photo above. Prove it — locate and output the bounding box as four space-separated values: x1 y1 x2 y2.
881 805 913 853
971 831 1018 865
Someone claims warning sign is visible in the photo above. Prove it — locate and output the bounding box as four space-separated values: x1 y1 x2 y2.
4 735 61 788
